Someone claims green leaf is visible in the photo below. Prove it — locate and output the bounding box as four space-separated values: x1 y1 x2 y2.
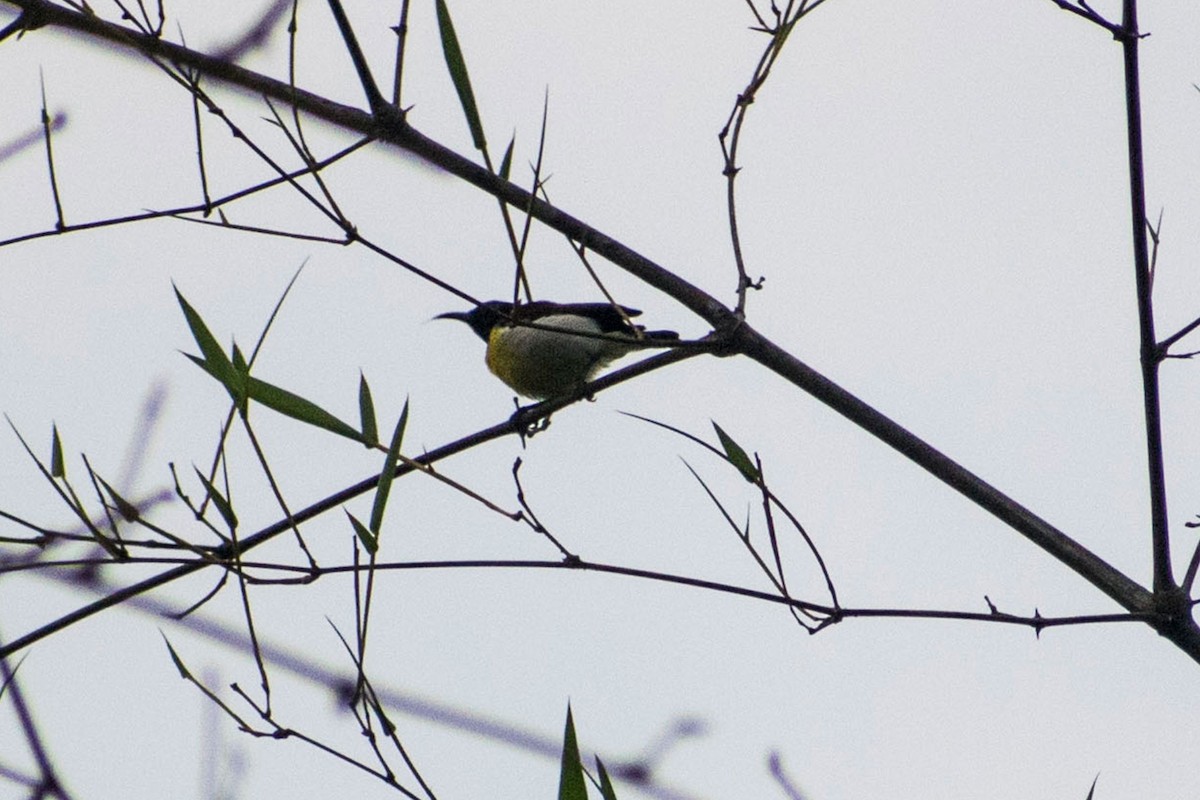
346 510 378 555
98 476 141 521
162 635 193 680
558 704 587 800
498 133 515 181
231 343 249 375
435 0 486 151
183 353 247 414
183 352 219 381
596 757 619 800
175 286 237 391
194 467 238 531
230 344 252 415
245 376 362 442
370 400 409 536
712 421 759 483
177 284 361 441
50 424 65 478
359 373 379 448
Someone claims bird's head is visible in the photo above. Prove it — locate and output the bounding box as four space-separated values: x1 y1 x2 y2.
435 301 513 342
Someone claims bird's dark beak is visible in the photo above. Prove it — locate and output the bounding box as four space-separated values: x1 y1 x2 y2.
435 308 493 342
434 310 470 323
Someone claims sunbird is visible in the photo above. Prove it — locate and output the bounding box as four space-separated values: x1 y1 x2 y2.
437 300 679 400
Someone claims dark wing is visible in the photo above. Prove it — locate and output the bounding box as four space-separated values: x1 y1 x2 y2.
517 301 642 334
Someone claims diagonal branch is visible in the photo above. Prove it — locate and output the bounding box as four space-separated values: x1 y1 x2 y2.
5 0 1196 664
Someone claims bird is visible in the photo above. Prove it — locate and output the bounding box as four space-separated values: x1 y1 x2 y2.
437 300 679 400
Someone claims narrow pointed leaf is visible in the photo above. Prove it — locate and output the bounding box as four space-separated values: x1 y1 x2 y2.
499 133 515 181
558 705 587 800
247 263 305 368
193 467 238 531
245 376 362 442
435 0 486 151
50 424 65 478
359 373 379 448
175 286 236 387
232 343 249 375
183 352 220 381
713 421 759 483
346 510 378 555
162 635 193 680
98 476 141 521
596 757 619 800
230 345 251 415
370 400 409 535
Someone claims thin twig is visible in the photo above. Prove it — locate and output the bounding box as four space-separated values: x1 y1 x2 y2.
0 112 66 162
39 71 65 230
391 0 412 108
325 0 389 114
510 90 552 304
1181 535 1200 597
1157 312 1200 356
0 137 371 250
1044 0 1122 35
680 459 820 631
220 457 275 719
0 348 703 660
512 457 575 559
182 58 213 214
1113 0 1174 597
1145 209 1162 294
0 633 76 799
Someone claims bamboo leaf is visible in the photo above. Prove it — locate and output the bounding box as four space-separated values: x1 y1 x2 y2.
435 0 486 151
596 757 619 800
231 343 249 375
557 704 588 800
346 510 378 555
162 635 193 680
713 421 760 483
175 285 236 390
193 467 238 531
245 376 362 442
50 424 65 478
359 373 379 448
98 476 141 522
499 133 515 181
370 400 409 536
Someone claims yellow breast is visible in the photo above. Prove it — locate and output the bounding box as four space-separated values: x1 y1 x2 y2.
485 316 631 399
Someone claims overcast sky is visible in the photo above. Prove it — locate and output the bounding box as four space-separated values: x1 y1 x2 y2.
3 1 1200 798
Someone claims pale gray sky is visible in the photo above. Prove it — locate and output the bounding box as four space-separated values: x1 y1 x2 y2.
2 1 1200 798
